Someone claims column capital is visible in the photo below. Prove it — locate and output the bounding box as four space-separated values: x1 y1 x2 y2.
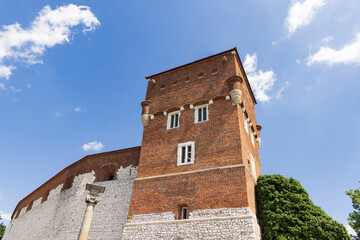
86 194 100 204
85 184 105 204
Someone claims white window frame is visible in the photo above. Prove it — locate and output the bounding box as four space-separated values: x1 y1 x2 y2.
194 104 209 123
177 141 195 166
167 111 180 130
243 113 249 134
250 153 256 178
251 131 255 147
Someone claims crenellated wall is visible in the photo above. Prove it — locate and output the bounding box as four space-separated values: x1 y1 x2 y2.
4 165 138 240
4 147 140 240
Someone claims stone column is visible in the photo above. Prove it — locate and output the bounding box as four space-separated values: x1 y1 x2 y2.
78 184 106 240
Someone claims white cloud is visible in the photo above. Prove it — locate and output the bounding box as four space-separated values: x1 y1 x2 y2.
0 65 15 79
9 85 22 93
0 4 100 80
320 36 333 44
308 32 360 66
26 83 32 88
244 53 257 73
82 141 104 151
276 81 289 99
286 0 326 36
0 83 6 90
74 107 81 112
276 87 285 98
54 112 62 117
346 224 356 236
0 210 11 221
244 53 277 103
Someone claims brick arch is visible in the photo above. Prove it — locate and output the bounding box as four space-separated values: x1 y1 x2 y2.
95 164 118 182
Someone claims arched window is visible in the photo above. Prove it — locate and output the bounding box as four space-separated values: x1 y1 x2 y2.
95 164 117 182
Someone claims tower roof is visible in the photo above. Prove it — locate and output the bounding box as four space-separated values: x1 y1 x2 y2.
145 47 257 104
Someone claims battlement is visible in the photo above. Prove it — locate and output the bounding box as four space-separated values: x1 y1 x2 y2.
11 146 141 220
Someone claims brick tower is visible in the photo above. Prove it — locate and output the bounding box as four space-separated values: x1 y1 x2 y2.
123 48 262 239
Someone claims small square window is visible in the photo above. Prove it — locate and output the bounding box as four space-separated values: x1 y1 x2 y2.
198 73 204 79
185 77 190 82
167 111 180 129
212 68 218 74
177 141 195 165
194 105 208 123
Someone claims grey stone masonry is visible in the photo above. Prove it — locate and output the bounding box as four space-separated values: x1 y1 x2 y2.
3 165 138 240
123 207 261 240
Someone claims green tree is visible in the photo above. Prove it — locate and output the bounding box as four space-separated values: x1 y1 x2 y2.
0 214 5 240
256 174 350 240
346 181 360 239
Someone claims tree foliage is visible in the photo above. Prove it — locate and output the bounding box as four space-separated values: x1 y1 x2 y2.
346 181 360 239
0 214 6 240
256 174 350 240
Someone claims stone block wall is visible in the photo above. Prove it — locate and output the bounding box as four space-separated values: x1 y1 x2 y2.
123 207 261 240
3 165 138 240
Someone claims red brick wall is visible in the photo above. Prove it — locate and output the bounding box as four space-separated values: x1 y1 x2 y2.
145 51 238 114
138 98 243 178
129 167 249 217
129 49 262 217
234 56 262 179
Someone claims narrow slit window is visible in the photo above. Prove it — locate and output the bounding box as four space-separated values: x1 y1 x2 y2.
244 113 249 134
178 141 195 165
167 111 180 129
175 114 179 127
203 107 207 121
181 146 186 164
171 115 175 128
250 153 256 178
181 207 188 219
187 145 192 162
198 108 202 122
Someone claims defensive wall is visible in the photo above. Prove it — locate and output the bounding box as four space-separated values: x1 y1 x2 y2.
3 147 140 240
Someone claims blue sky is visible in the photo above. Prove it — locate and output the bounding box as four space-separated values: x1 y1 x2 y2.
0 0 359 233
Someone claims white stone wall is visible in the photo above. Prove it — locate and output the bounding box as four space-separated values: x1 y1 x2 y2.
123 207 261 240
3 165 138 240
